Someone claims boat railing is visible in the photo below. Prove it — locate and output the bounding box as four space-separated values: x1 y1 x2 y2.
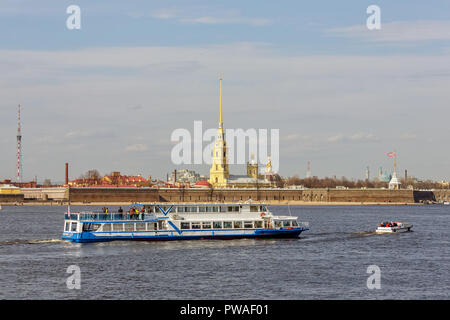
64 212 154 221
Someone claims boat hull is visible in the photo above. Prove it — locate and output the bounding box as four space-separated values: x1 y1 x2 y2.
62 228 308 243
375 227 412 233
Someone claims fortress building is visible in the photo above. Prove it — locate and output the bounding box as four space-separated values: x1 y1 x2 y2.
208 75 279 188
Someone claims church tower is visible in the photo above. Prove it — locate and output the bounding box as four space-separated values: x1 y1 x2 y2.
209 75 229 187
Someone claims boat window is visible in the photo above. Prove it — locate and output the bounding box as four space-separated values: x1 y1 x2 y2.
206 206 213 212
283 221 291 227
244 221 253 228
112 223 124 231
191 222 201 229
102 224 111 232
220 206 227 212
254 221 263 228
125 223 134 231
136 223 146 231
147 222 156 230
275 221 282 228
213 221 222 229
292 221 299 227
212 206 218 212
71 222 77 232
82 223 101 232
202 222 212 229
181 222 190 230
250 206 258 212
65 222 70 232
154 207 161 213
233 221 243 228
190 207 198 213
199 206 206 212
223 221 232 229
260 206 267 211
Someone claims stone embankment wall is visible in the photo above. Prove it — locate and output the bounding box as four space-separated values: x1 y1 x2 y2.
3 187 448 204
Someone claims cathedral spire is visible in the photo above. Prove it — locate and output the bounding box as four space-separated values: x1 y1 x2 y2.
219 73 223 128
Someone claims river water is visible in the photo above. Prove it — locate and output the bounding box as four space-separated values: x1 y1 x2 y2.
0 205 448 299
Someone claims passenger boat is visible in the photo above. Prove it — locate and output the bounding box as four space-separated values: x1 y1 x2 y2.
376 221 413 233
62 203 309 243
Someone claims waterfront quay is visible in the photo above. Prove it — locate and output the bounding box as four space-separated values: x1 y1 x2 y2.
1 187 448 205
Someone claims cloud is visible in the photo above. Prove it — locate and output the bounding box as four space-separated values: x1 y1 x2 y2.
327 134 345 143
399 133 417 140
142 7 271 27
150 7 181 20
327 20 450 42
181 16 271 26
125 144 149 152
1 43 450 180
327 133 379 143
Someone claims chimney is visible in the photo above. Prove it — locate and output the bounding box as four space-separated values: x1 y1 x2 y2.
174 169 177 183
65 163 69 185
405 169 408 182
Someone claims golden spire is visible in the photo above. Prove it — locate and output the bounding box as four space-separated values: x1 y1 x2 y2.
219 73 223 128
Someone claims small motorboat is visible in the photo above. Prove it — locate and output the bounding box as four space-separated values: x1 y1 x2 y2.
376 221 412 233
443 202 449 205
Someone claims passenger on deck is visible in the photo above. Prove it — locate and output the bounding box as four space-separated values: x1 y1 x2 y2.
118 207 123 214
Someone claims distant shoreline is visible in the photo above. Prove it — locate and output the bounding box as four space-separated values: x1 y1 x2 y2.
0 201 423 206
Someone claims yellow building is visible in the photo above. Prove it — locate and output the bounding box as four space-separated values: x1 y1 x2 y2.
0 185 22 194
208 76 278 189
209 75 230 187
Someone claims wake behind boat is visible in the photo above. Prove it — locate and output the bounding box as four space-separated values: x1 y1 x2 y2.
376 221 413 233
62 203 309 243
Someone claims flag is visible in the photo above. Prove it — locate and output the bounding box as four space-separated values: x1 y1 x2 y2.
67 205 71 215
387 152 396 158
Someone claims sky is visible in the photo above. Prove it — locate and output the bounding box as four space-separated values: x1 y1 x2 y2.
1 0 450 183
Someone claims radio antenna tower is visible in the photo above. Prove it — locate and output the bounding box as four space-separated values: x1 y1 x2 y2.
17 104 23 182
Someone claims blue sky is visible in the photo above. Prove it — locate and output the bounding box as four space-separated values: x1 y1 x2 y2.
1 1 450 183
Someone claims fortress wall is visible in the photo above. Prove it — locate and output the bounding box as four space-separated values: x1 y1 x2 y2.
58 187 449 204
0 194 24 203
68 188 159 203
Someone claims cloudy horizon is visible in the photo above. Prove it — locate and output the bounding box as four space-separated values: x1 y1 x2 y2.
1 1 449 183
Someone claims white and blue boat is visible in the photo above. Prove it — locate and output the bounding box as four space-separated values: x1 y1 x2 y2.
62 203 309 243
